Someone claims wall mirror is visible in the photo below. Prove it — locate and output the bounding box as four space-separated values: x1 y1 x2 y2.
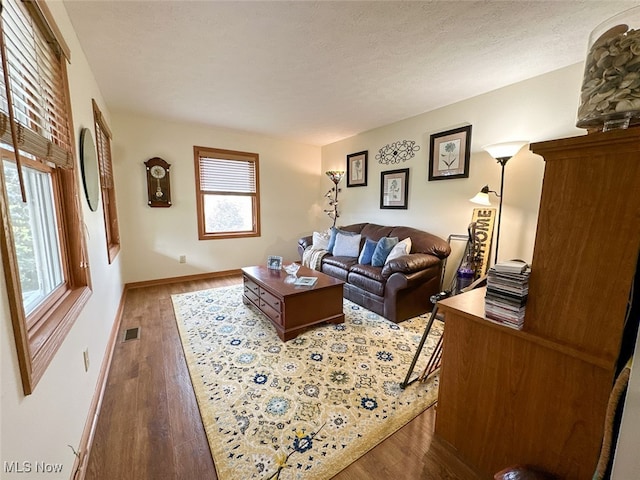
80 127 100 211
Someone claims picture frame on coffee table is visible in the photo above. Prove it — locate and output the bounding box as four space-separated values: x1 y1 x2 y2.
267 255 283 270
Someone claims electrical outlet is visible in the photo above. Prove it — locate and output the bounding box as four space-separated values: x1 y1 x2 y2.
179 255 186 264
83 349 90 372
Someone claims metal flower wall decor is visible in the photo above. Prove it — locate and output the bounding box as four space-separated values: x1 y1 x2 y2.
375 140 420 164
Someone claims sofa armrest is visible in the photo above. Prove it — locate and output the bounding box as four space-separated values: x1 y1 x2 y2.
298 235 313 259
299 235 313 250
381 253 442 278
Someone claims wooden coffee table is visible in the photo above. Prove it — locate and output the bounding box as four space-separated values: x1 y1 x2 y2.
241 265 345 341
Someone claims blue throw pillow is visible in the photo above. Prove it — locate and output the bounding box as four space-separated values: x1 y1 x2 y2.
327 227 356 254
358 238 378 265
371 237 398 267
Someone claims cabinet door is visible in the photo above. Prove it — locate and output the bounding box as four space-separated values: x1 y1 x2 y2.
436 305 610 479
528 129 640 362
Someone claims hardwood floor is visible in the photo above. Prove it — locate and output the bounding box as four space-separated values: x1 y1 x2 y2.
85 275 487 480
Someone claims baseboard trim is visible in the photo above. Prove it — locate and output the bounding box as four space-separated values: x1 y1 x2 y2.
70 287 128 480
125 269 242 290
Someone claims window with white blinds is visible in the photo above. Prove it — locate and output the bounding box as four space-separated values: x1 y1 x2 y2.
0 0 90 395
198 158 256 193
0 0 73 167
93 99 120 263
194 146 261 239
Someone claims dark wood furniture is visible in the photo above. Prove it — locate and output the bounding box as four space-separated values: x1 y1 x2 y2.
434 129 640 479
241 265 345 341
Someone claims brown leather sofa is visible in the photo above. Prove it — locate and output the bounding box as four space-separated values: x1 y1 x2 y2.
298 223 451 323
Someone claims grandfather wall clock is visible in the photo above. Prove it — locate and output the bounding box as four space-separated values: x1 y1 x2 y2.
144 157 172 207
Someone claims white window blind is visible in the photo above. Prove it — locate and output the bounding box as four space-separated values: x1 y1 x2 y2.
95 117 113 188
198 157 256 194
0 0 73 168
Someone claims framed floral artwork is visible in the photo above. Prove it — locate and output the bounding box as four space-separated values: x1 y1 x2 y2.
346 150 368 187
428 125 472 181
380 168 409 209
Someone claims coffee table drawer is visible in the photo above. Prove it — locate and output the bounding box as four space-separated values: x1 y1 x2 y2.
259 288 282 312
259 300 282 326
244 286 259 305
244 277 260 296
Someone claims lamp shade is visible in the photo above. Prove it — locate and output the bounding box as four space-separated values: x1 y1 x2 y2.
326 170 345 184
482 141 528 160
469 187 492 206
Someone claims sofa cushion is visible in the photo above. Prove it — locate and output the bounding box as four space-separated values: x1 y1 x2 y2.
372 237 398 267
337 223 368 235
385 237 412 264
347 269 386 297
358 238 378 265
322 255 358 271
360 224 394 241
390 226 451 259
321 262 352 281
350 263 385 281
333 233 361 257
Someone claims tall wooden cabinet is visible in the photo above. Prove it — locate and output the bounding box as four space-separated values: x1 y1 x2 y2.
434 129 640 479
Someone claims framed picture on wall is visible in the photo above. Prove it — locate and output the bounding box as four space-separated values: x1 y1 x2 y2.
380 168 409 209
346 150 368 187
428 125 472 181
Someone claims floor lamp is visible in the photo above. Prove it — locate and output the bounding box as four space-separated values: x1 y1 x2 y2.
470 141 528 265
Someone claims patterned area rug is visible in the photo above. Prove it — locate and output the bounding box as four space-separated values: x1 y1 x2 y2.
171 284 442 480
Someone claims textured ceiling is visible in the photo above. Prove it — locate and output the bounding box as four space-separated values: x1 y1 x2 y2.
63 0 637 146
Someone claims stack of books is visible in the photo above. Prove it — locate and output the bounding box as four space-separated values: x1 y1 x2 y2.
485 260 530 330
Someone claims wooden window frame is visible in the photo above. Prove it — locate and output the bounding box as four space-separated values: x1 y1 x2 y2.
10 156 70 330
194 146 261 240
92 100 120 263
0 0 90 394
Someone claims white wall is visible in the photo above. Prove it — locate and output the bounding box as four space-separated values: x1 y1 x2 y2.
110 112 322 283
322 63 586 264
0 2 124 478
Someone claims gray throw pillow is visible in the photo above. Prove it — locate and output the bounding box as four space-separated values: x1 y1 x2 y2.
332 233 362 257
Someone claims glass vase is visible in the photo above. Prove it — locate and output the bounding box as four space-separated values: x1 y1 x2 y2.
576 6 640 131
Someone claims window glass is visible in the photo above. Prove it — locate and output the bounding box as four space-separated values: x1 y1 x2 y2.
203 194 254 234
4 159 63 315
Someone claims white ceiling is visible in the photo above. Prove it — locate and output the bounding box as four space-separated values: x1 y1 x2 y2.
63 0 637 146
